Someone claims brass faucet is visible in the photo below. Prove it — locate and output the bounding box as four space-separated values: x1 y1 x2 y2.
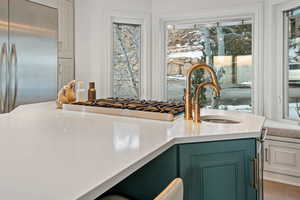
184 63 221 122
193 82 221 123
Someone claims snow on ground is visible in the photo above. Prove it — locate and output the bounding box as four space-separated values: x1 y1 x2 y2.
289 103 300 120
167 75 186 81
168 51 203 58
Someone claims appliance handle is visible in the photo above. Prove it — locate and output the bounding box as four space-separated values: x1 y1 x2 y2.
0 43 8 113
9 44 18 111
250 157 258 190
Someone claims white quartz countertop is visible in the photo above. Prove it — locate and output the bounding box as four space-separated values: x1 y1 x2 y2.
0 102 265 200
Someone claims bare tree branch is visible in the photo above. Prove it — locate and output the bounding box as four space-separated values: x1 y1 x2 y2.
115 25 139 98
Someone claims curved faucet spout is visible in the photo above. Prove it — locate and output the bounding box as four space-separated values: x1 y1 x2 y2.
193 82 221 123
185 64 219 94
184 63 220 120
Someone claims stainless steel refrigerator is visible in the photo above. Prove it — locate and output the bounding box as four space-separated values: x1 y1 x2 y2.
0 0 58 113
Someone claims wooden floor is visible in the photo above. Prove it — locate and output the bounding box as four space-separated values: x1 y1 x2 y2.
264 180 300 200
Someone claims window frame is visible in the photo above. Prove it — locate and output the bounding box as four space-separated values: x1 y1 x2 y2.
164 18 254 108
273 0 300 124
152 5 264 115
111 21 142 99
105 11 151 100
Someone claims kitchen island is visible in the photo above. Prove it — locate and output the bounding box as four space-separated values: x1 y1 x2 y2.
0 102 265 200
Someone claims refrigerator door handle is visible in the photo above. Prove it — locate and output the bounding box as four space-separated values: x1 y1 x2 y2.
0 43 8 113
8 44 18 111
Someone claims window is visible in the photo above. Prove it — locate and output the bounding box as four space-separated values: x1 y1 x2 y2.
112 23 141 99
166 19 253 112
284 7 300 120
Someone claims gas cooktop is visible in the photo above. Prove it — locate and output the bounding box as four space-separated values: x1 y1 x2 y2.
63 98 185 121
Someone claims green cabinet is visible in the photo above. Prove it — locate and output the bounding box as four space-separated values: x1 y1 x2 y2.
100 139 258 200
179 139 257 200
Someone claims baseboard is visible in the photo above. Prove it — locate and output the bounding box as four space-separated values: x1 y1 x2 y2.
264 171 300 187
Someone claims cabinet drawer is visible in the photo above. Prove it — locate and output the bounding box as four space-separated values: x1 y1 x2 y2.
264 140 300 177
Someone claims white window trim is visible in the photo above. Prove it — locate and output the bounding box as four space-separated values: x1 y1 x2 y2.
152 4 264 115
273 0 300 124
103 10 151 99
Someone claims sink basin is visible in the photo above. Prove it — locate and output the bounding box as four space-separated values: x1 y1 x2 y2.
201 115 241 124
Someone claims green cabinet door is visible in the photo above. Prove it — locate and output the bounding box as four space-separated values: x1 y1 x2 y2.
179 139 257 200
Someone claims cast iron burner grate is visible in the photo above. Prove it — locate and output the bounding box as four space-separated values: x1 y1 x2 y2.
72 98 185 116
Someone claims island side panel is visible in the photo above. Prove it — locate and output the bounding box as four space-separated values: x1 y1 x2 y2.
99 146 178 200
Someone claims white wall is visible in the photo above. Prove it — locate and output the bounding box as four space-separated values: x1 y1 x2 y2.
75 0 151 98
75 0 266 99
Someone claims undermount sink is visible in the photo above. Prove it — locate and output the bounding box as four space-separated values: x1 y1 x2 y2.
201 115 241 124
